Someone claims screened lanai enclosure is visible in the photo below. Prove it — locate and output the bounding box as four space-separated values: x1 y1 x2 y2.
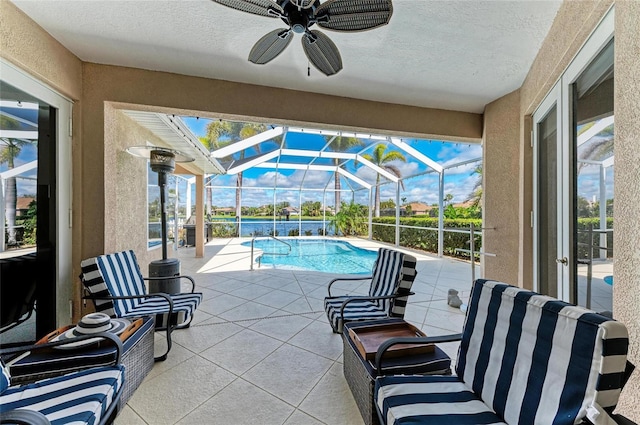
129 113 485 258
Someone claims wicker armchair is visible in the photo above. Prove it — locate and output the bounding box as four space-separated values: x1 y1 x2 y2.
324 248 417 333
1 333 125 425
80 250 202 361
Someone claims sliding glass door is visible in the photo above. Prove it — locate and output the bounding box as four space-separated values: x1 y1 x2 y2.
1 59 73 342
533 8 614 311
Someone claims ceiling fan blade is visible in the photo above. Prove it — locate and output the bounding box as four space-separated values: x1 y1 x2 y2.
249 28 293 64
315 0 392 31
210 0 284 18
302 30 342 76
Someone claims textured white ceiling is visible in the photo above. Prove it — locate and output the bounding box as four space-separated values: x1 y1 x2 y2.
11 0 562 113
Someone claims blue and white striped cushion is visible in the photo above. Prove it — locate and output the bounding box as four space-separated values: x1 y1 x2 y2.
369 249 405 311
457 279 628 425
81 250 146 317
1 358 10 394
325 298 389 332
375 375 507 425
0 365 125 425
81 250 202 322
374 279 629 425
389 254 417 318
324 249 417 332
121 292 202 318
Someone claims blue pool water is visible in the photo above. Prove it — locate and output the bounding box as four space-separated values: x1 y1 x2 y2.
243 238 377 274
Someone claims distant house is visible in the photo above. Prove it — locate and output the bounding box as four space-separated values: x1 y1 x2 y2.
405 202 432 215
16 197 35 218
213 207 234 216
282 206 299 215
453 200 475 209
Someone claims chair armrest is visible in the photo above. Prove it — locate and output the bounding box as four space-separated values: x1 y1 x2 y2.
327 276 372 297
374 333 463 372
143 274 196 293
1 332 124 366
83 293 175 317
0 409 51 425
339 293 415 319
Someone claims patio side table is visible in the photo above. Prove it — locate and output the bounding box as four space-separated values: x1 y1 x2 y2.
343 318 452 425
7 316 155 406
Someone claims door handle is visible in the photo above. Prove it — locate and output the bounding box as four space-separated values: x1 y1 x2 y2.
556 257 568 265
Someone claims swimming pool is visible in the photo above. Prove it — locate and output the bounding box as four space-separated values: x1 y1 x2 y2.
243 238 378 274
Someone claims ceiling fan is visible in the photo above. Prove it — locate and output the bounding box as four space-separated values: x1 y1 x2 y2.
211 0 393 76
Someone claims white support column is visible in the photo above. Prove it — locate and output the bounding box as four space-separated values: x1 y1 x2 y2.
195 174 204 258
299 190 302 236
438 171 445 257
322 190 327 236
368 186 373 240
272 189 277 236
186 178 193 219
599 164 607 258
238 186 242 237
395 181 400 247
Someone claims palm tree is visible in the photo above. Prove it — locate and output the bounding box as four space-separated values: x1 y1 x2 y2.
361 143 406 217
203 121 275 220
325 136 364 214
466 164 483 208
1 136 30 245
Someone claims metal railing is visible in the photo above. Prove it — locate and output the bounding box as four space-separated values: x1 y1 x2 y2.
577 223 613 309
250 236 292 271
454 223 496 283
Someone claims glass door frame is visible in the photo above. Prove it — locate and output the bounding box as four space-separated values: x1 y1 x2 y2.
532 7 614 302
1 58 74 329
532 82 562 295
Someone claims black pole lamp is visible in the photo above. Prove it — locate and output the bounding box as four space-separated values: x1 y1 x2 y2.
126 146 194 293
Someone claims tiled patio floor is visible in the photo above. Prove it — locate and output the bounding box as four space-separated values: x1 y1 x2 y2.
116 238 476 425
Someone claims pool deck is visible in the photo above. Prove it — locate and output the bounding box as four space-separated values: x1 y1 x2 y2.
116 237 476 425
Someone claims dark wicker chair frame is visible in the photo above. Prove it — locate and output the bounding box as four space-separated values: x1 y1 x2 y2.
83 274 196 362
0 333 124 425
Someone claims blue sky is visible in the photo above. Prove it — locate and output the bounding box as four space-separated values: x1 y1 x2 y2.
3 113 613 209
182 116 484 208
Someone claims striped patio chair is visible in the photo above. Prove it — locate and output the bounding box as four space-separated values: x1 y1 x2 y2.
0 333 125 425
374 279 634 425
80 250 202 362
324 248 417 333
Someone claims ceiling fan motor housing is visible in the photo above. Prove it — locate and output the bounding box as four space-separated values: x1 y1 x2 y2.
284 3 311 33
212 0 393 76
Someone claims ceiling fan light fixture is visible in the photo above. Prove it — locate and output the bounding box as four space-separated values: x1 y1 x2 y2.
289 0 316 9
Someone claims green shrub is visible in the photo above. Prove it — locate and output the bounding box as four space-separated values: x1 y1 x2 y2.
372 217 482 258
209 222 237 237
576 217 613 259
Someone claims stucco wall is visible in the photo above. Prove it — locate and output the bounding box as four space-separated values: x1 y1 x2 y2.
613 0 640 416
520 0 615 115
105 107 163 266
0 1 82 100
80 62 483 263
482 90 521 284
515 0 615 290
504 0 638 418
